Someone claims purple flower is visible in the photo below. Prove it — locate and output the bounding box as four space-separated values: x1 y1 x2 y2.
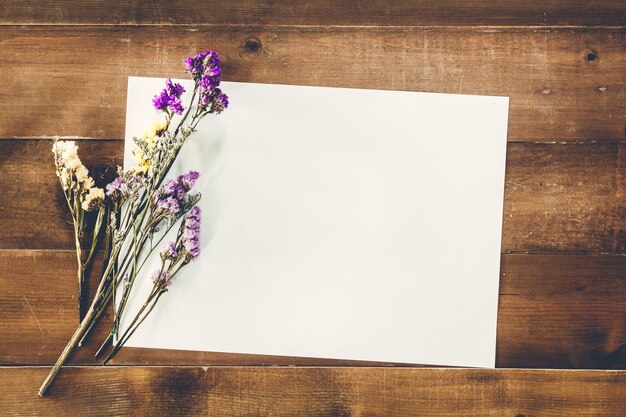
199 71 221 92
160 178 185 199
177 170 200 191
156 196 180 216
182 206 201 261
151 269 173 286
184 50 228 114
184 50 221 81
212 89 229 114
185 51 228 114
153 78 186 115
152 171 200 216
167 79 185 96
160 241 178 261
105 177 128 198
161 178 187 200
151 269 161 282
199 88 229 114
183 56 197 75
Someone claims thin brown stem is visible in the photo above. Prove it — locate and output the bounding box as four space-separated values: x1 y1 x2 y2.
38 301 96 397
73 215 84 319
103 290 164 364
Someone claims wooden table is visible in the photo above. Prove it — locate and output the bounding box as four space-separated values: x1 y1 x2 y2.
0 1 624 415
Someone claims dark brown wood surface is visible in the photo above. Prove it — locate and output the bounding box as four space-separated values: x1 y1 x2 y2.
2 367 625 416
0 27 624 141
0 0 624 414
1 0 625 26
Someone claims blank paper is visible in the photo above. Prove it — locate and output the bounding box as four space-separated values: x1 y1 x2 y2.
121 77 509 367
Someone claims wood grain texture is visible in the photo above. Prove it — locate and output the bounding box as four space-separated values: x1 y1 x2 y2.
0 139 623 253
503 142 625 253
1 0 624 411
1 27 624 141
1 251 624 369
1 0 625 26
2 367 625 416
496 254 626 369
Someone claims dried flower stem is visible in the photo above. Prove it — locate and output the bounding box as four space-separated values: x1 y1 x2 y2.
38 240 122 396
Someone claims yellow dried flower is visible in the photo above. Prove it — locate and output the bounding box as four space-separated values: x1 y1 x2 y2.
133 119 168 175
133 146 150 175
142 119 169 148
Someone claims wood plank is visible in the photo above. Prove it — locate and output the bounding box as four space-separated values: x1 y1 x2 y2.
1 27 624 141
503 142 625 253
496 254 626 369
1 0 625 27
1 251 624 368
2 367 625 416
0 139 623 253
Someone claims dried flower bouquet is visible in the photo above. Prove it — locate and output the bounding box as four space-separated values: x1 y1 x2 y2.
39 50 228 396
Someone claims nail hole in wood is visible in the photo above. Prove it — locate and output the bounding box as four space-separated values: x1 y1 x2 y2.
586 52 598 62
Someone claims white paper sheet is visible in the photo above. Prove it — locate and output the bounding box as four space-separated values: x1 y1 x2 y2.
121 77 509 367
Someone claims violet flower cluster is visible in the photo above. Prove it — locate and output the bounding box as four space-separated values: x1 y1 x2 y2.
153 206 201 287
181 206 201 261
151 170 201 220
105 177 128 199
153 78 186 115
184 50 229 114
162 206 201 262
105 172 143 205
151 269 172 286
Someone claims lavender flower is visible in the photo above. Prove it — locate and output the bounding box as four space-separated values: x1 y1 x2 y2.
160 178 186 200
181 206 201 261
184 50 221 81
183 50 229 114
155 196 180 216
177 170 200 191
160 241 178 261
105 177 128 199
151 269 173 287
198 87 229 114
183 56 197 76
153 171 201 211
212 89 229 114
199 70 221 92
107 173 144 206
152 78 186 115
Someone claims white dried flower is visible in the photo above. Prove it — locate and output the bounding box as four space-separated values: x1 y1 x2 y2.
52 140 78 161
64 154 82 170
57 168 72 190
52 139 97 196
82 176 95 191
74 165 89 184
81 187 105 211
